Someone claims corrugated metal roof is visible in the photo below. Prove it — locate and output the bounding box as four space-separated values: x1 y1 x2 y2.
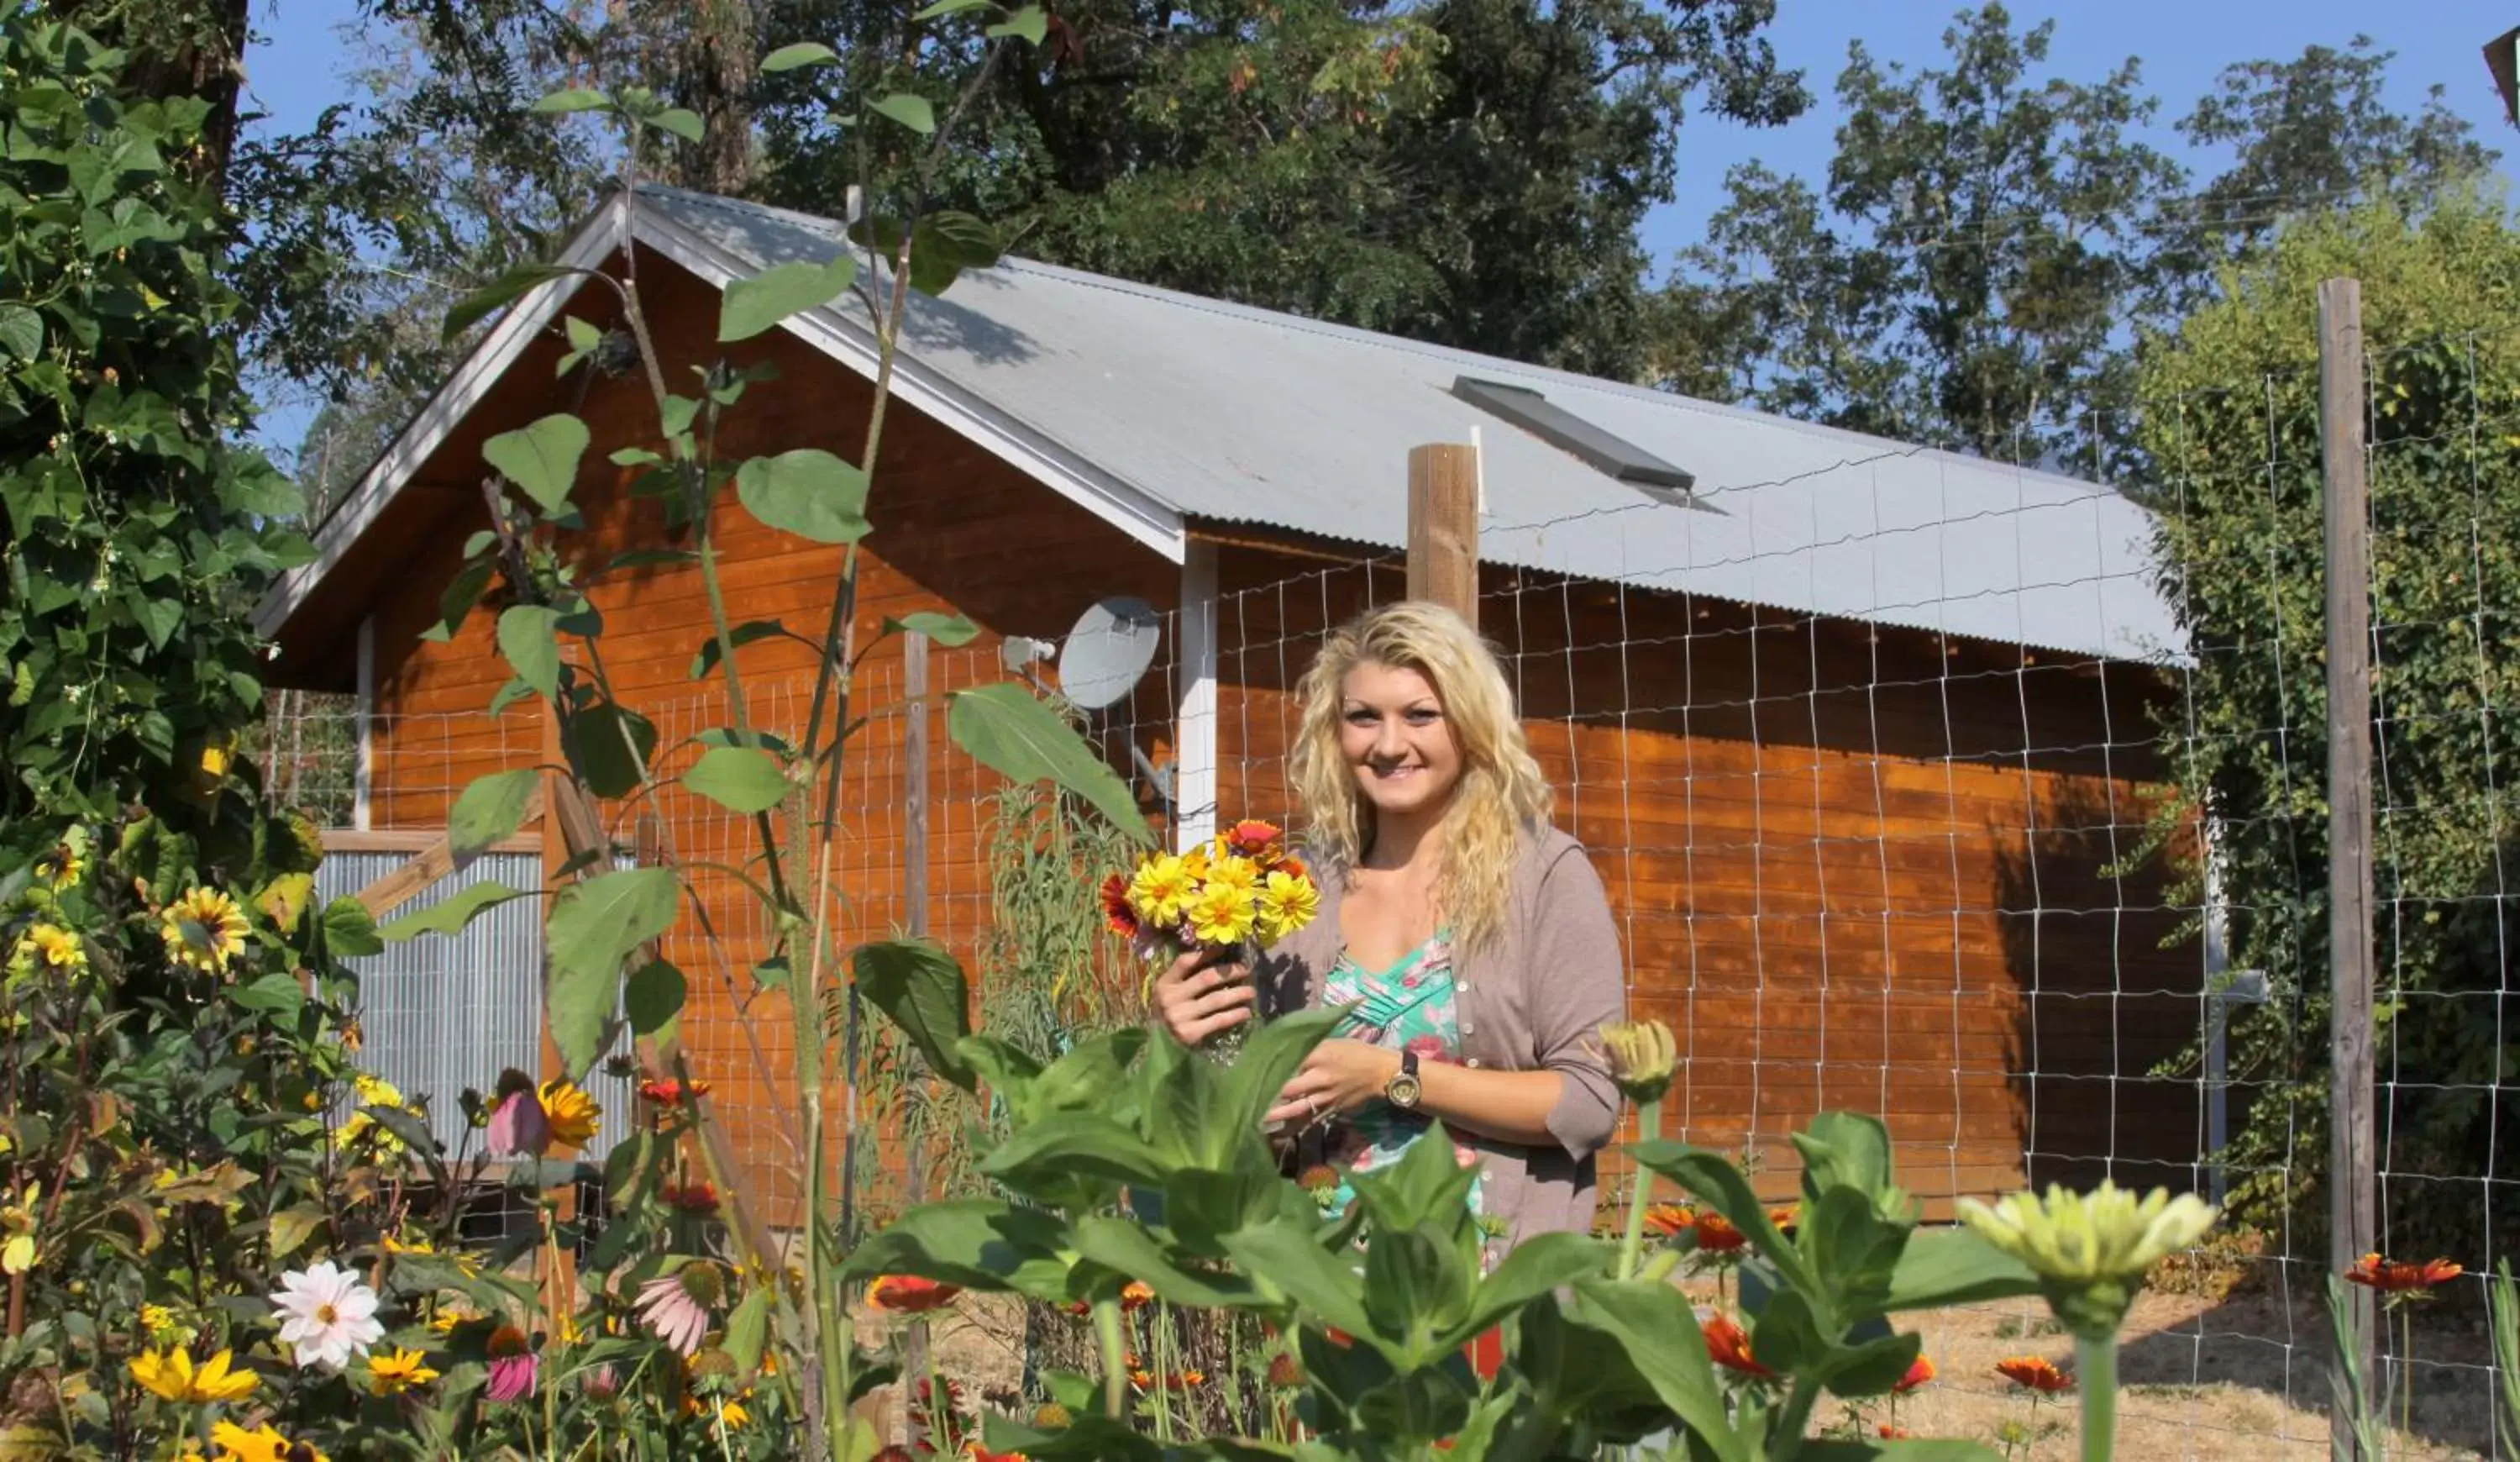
643 186 2181 663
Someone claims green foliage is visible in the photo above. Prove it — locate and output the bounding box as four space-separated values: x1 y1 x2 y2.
2136 191 2520 1259
0 10 311 858
1662 8 2496 468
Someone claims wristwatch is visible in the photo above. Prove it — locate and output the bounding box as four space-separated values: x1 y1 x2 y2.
1383 1049 1424 1111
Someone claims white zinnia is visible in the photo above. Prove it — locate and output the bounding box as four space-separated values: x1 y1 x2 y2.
270 1260 386 1370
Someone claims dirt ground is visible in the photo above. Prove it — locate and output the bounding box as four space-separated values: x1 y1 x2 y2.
888 1283 2500 1457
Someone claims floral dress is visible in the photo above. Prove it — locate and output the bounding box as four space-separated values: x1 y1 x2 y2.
1316 933 1484 1228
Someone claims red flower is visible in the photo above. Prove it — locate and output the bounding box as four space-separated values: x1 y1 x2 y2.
661 1181 718 1214
1995 1356 2073 1394
2344 1253 2462 1293
1645 1203 1693 1237
1693 1212 1748 1253
868 1275 962 1313
1879 1425 1913 1440
1703 1314 1769 1377
1266 1352 1303 1387
963 1448 1027 1461
639 1076 711 1106
1099 873 1140 938
1225 819 1282 857
1894 1354 1935 1393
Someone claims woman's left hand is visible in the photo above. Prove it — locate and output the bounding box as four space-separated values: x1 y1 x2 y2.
1265 1039 1401 1129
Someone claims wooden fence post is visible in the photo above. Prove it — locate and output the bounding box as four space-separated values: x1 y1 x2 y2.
2318 275 2379 1459
1407 444 1480 628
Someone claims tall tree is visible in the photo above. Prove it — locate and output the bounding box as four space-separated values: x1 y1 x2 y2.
754 0 1808 378
1653 10 2499 469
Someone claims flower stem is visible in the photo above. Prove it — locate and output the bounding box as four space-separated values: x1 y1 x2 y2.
1769 1375 1823 1459
2075 1333 2118 1462
1095 1297 1129 1420
1617 1096 1662 1281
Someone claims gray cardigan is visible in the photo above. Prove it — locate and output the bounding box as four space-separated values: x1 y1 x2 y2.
1252 824 1630 1246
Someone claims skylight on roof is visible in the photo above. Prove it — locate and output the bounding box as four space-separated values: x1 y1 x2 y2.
1451 376 1695 502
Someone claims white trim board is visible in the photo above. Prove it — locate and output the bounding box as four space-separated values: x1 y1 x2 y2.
1173 540 1220 853
255 193 1189 649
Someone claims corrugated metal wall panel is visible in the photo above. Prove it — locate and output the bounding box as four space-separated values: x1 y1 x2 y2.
315 851 634 1161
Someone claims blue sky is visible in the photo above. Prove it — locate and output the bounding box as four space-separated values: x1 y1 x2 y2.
238 0 2520 457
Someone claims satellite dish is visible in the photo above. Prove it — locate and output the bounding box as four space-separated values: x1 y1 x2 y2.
1057 596 1162 711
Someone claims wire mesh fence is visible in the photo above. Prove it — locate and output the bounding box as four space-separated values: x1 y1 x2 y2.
264 315 2516 1459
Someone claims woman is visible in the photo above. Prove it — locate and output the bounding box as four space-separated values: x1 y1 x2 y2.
1152 600 1628 1251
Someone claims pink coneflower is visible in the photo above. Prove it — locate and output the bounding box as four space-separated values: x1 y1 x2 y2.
487 1087 552 1158
486 1325 538 1402
636 1269 717 1356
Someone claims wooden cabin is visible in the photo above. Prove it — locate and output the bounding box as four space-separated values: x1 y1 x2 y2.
260 185 2206 1225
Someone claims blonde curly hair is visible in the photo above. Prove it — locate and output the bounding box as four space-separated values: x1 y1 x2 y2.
1286 601 1553 952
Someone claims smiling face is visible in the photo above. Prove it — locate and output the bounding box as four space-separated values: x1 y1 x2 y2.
1336 660 1465 823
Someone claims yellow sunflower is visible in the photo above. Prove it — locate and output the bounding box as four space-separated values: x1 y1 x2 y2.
160 886 249 974
1126 853 1196 926
129 1346 259 1403
365 1347 441 1396
1184 880 1257 947
18 924 84 975
538 1080 601 1148
34 842 83 890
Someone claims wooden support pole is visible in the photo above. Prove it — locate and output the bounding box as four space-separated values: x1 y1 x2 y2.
2318 275 2379 1459
1407 444 1481 628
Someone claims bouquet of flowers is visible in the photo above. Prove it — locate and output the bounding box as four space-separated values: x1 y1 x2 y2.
1101 819 1321 1053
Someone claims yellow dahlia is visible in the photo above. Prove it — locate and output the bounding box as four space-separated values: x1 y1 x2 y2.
1184 881 1257 947
1126 853 1196 926
160 886 249 974
1256 869 1320 944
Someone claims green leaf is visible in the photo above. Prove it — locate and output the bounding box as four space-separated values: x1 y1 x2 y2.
980 1111 1170 1192
1792 1112 1898 1204
690 620 797 679
546 869 681 1078
565 702 658 799
0 303 42 360
230 971 307 1021
883 611 981 647
1630 1139 1807 1290
868 92 937 134
428 557 496 643
380 881 528 939
1568 1278 1748 1462
759 40 840 71
911 0 990 17
1880 1228 2041 1312
946 683 1149 844
442 262 575 340
1450 1230 1606 1348
853 939 973 1088
496 604 563 699
836 1197 1074 1299
1217 1225 1381 1355
624 959 685 1039
449 769 540 860
722 1287 770 1375
986 6 1048 43
320 897 384 958
735 449 870 543
651 108 704 142
533 87 609 113
685 745 789 813
1070 1216 1266 1308
484 413 590 514
267 1204 328 1261
720 255 858 342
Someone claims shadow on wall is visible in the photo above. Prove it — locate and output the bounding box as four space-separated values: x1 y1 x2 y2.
1988 772 2206 1197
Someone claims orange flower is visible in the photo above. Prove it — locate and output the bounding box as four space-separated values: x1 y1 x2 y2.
868 1275 961 1313
1645 1203 1693 1237
1119 1281 1155 1312
1127 1368 1155 1391
662 1181 718 1213
1767 1204 1799 1235
1995 1356 2073 1394
639 1077 711 1106
2344 1253 2462 1293
1703 1314 1769 1377
1099 873 1140 939
1225 820 1282 858
1693 1212 1748 1253
1879 1425 1913 1439
1894 1354 1935 1393
964 1447 1028 1462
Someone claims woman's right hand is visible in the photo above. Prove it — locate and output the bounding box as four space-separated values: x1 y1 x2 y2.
1152 947 1256 1047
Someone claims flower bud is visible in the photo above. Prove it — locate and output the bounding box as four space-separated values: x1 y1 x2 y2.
1598 1019 1677 1103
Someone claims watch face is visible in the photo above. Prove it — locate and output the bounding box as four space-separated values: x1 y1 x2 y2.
1386 1073 1423 1110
